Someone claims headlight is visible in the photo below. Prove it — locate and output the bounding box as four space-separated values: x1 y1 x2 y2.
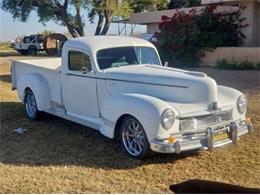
161 109 175 130
237 95 247 114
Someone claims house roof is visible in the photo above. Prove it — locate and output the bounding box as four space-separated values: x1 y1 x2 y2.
201 0 260 4
128 6 238 25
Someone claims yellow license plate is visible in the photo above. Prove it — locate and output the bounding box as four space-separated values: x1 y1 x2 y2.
213 131 229 142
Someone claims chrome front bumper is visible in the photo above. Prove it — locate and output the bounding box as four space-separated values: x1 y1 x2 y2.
150 120 252 154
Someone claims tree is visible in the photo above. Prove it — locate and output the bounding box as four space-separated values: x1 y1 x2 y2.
88 0 133 35
39 30 56 36
89 0 170 35
168 0 201 9
1 0 88 38
1 0 170 37
129 0 170 12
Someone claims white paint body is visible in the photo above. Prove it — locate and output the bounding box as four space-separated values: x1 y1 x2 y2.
11 36 249 153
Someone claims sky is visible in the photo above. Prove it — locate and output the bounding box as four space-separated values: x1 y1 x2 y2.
0 9 146 42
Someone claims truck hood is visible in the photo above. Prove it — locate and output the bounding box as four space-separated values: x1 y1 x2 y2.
104 65 218 111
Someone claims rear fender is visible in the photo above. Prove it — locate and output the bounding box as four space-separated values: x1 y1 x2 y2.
17 73 51 111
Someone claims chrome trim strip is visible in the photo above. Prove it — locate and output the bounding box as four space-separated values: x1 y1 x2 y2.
65 73 188 88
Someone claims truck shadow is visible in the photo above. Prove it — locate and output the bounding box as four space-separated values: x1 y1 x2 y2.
1 101 199 170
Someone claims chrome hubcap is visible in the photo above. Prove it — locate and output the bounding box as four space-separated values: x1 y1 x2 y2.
122 118 145 156
25 91 37 117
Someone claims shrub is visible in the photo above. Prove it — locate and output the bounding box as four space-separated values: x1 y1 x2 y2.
216 59 260 70
154 5 247 66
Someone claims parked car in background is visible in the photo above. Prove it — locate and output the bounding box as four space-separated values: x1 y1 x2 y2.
11 36 252 159
11 34 44 55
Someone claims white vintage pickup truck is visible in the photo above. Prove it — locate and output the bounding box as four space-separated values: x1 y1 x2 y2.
11 36 252 159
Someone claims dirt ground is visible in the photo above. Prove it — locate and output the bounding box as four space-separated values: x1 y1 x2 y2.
0 56 259 193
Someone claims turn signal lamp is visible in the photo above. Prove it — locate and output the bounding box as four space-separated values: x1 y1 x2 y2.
168 135 176 144
245 117 252 124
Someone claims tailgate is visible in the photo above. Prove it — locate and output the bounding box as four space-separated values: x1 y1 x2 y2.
11 61 17 90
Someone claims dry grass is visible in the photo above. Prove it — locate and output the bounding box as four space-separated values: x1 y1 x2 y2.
0 57 260 193
0 42 18 57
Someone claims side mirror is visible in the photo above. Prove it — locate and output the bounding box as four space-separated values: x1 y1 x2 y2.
81 66 89 74
164 61 168 67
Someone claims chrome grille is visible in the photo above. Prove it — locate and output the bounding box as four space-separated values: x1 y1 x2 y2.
180 109 233 131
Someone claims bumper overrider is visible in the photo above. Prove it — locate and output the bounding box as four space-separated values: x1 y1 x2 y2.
150 119 253 153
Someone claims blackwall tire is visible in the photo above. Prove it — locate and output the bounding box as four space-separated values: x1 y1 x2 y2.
119 115 150 159
24 89 39 120
28 48 37 55
20 50 28 55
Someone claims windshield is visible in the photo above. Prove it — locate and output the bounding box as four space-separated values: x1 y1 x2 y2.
97 46 161 70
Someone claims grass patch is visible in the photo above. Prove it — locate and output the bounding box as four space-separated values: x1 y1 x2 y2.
0 42 13 50
0 42 19 57
216 59 260 70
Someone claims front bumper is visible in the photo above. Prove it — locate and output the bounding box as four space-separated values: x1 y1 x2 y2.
150 120 252 153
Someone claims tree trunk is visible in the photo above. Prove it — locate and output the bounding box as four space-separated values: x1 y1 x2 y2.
100 18 111 35
55 1 82 38
75 5 85 37
95 14 104 35
66 23 80 38
100 9 111 35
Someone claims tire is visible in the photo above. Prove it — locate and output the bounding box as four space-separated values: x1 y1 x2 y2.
24 88 39 120
23 36 31 43
20 50 28 55
28 47 37 55
119 115 150 159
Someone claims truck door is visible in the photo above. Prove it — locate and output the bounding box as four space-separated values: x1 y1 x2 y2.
62 50 100 119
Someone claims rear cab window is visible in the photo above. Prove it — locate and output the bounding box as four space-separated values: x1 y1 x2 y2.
68 51 92 72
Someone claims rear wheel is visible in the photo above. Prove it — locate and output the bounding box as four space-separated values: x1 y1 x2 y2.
28 47 37 55
120 115 150 159
24 88 39 120
20 50 28 55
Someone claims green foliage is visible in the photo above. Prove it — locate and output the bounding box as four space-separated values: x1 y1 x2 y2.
154 5 247 66
168 0 201 9
216 59 260 70
38 30 56 37
1 0 169 37
129 0 170 12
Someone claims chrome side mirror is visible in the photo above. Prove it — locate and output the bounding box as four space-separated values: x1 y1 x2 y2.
164 61 168 67
81 66 89 74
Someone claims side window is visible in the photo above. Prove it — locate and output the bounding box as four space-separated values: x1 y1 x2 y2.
68 51 92 72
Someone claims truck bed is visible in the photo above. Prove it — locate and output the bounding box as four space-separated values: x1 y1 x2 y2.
14 58 61 70
12 57 62 105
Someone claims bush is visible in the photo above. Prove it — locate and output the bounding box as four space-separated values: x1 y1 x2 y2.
216 59 260 70
154 5 247 66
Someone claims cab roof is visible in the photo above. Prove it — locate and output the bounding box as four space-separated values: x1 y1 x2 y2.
65 36 155 53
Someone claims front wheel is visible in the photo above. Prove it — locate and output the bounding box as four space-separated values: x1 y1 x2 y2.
24 89 39 120
120 116 150 159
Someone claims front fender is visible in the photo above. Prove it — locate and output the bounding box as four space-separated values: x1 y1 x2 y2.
218 85 245 119
100 93 177 141
17 73 51 111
